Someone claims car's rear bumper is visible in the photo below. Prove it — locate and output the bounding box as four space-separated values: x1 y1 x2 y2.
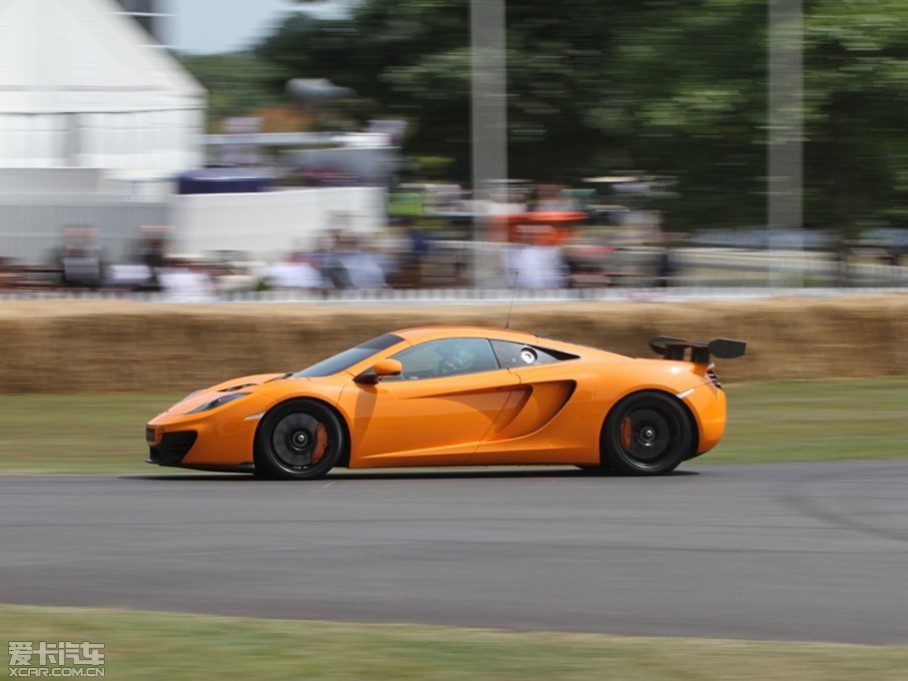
682 383 727 455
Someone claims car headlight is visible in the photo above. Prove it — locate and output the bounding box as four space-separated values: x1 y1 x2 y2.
185 392 250 414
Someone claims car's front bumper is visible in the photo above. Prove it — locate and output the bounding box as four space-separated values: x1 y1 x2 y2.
146 430 198 466
145 404 264 469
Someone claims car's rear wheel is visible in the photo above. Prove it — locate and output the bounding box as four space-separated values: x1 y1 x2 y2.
254 400 344 480
601 391 692 475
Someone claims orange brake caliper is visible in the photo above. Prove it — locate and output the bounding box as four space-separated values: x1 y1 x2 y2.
312 423 328 463
620 417 633 449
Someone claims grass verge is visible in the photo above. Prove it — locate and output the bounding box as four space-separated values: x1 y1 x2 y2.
1 604 907 681
1 376 906 474
716 375 908 464
0 394 177 474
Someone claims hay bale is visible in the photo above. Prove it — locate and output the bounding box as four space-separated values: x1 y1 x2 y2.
0 295 905 394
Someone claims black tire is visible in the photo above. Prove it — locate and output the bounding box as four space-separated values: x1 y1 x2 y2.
601 391 692 476
254 400 345 480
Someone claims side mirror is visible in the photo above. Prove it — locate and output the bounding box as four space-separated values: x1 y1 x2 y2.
354 359 403 385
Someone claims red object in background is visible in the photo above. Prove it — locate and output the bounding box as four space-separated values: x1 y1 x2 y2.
491 211 588 244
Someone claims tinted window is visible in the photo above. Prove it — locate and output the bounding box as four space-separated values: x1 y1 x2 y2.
491 340 572 368
389 338 500 380
295 334 404 378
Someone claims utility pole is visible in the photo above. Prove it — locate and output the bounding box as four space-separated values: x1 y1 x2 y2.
470 0 507 288
768 0 804 287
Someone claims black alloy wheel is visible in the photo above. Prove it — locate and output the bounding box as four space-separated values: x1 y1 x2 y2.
601 391 692 475
254 400 345 480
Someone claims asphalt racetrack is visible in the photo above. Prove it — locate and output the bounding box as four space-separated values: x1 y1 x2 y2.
2 462 907 644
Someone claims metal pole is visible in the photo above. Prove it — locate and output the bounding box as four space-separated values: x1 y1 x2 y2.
768 0 804 287
470 0 507 288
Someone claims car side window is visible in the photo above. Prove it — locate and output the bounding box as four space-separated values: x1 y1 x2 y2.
389 338 500 380
491 340 568 368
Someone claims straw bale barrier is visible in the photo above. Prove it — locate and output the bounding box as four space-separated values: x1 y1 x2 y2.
0 295 905 394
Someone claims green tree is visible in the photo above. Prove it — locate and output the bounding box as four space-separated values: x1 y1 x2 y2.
178 53 291 132
601 0 770 229
803 0 908 233
252 0 908 233
258 1 639 183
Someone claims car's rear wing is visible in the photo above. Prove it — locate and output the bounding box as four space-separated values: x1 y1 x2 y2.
650 336 747 364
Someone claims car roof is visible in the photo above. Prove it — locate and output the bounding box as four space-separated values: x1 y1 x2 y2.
391 326 541 344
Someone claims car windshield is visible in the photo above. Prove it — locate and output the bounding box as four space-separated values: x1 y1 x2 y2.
294 333 405 378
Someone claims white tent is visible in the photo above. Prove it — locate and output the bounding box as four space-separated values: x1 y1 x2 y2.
0 0 206 174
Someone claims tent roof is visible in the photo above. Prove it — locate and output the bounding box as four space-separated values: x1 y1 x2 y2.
0 0 206 114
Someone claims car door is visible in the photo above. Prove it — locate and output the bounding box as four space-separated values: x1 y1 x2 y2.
338 338 521 467
469 340 585 465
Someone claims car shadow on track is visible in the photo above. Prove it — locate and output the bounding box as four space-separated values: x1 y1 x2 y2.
123 468 700 482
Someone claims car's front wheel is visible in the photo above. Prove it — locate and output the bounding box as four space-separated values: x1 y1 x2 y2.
254 400 345 480
601 391 692 475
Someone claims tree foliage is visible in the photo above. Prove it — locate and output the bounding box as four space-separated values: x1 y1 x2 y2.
803 0 908 232
178 53 291 132
249 0 908 231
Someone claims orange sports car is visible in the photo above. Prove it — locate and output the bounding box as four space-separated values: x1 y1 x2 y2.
145 326 745 479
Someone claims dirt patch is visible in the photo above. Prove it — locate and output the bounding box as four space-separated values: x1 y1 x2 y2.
1 295 905 394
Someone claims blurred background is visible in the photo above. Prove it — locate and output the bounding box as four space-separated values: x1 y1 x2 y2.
0 0 906 298
2 6 908 672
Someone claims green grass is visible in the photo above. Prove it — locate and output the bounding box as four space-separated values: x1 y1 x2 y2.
0 377 906 474
718 376 908 464
0 394 177 474
1 604 906 681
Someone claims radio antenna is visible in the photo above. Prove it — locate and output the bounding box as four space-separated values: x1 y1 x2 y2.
505 268 519 329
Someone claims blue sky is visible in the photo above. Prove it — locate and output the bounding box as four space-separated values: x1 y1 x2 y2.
167 0 348 54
